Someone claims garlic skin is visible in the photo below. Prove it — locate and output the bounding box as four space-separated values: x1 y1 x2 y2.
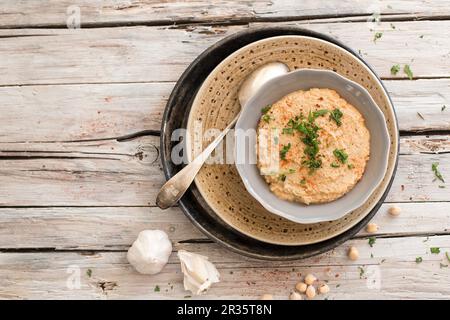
178 250 220 295
127 230 172 275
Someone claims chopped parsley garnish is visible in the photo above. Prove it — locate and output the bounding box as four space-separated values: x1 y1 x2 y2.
390 23 396 29
439 185 446 188
333 148 348 164
368 237 376 247
262 114 271 123
285 111 325 173
440 263 448 268
348 164 354 169
282 127 294 135
280 143 291 160
442 105 447 112
279 174 287 182
261 105 272 114
86 269 92 278
154 285 160 292
404 64 413 80
373 32 383 42
329 108 343 126
419 35 424 39
415 257 423 263
446 252 450 262
390 64 400 75
430 247 440 254
331 162 340 168
288 168 296 174
432 162 445 183
300 178 306 185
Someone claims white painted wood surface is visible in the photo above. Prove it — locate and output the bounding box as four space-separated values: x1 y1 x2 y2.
0 1 449 300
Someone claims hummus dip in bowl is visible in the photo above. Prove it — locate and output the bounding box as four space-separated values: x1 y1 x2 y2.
235 69 390 223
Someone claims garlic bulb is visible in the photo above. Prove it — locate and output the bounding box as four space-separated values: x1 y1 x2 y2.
178 250 220 295
127 230 172 275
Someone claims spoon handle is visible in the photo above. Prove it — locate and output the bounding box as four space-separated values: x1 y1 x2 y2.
156 112 241 209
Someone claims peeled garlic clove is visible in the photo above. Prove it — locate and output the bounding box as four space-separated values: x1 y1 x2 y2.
127 230 172 275
178 250 220 295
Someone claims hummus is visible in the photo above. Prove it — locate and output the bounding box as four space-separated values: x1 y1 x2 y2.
257 88 370 205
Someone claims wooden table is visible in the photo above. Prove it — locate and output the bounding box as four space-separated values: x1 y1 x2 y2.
0 1 449 300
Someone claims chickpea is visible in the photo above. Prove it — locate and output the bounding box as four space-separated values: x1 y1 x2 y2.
348 246 359 261
318 284 330 294
305 285 316 299
295 281 307 293
366 223 378 233
289 291 303 300
259 294 273 300
304 273 317 285
389 206 401 216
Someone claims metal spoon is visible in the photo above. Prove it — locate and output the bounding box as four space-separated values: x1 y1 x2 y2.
156 62 290 209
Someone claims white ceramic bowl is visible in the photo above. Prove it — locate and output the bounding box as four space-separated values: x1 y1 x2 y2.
235 69 390 223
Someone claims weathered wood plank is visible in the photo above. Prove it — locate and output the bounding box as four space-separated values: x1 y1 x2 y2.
2 0 450 28
0 202 449 250
0 83 172 142
0 20 448 86
0 79 448 142
1 235 449 299
0 135 448 206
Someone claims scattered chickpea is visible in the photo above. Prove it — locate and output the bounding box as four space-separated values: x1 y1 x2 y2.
348 246 359 261
366 223 378 233
295 281 307 293
259 294 273 300
304 273 317 285
289 291 303 300
389 206 401 216
305 285 316 299
318 284 330 295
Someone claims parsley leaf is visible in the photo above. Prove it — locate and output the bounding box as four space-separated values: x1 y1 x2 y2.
261 105 272 114
154 285 160 292
373 32 383 42
368 237 376 247
430 247 440 254
86 269 92 278
329 108 343 126
446 252 450 262
404 64 413 80
312 109 329 118
279 174 287 182
390 64 400 75
415 257 423 263
331 162 340 168
262 114 271 123
432 162 445 183
358 266 365 278
442 105 446 112
333 148 348 164
280 143 291 160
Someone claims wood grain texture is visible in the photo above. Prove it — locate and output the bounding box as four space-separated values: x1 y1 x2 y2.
0 202 449 250
1 235 449 299
1 2 449 300
2 0 450 28
0 20 449 86
0 79 448 143
0 135 448 206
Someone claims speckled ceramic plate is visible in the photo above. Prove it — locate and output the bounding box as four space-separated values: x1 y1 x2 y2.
161 27 399 259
